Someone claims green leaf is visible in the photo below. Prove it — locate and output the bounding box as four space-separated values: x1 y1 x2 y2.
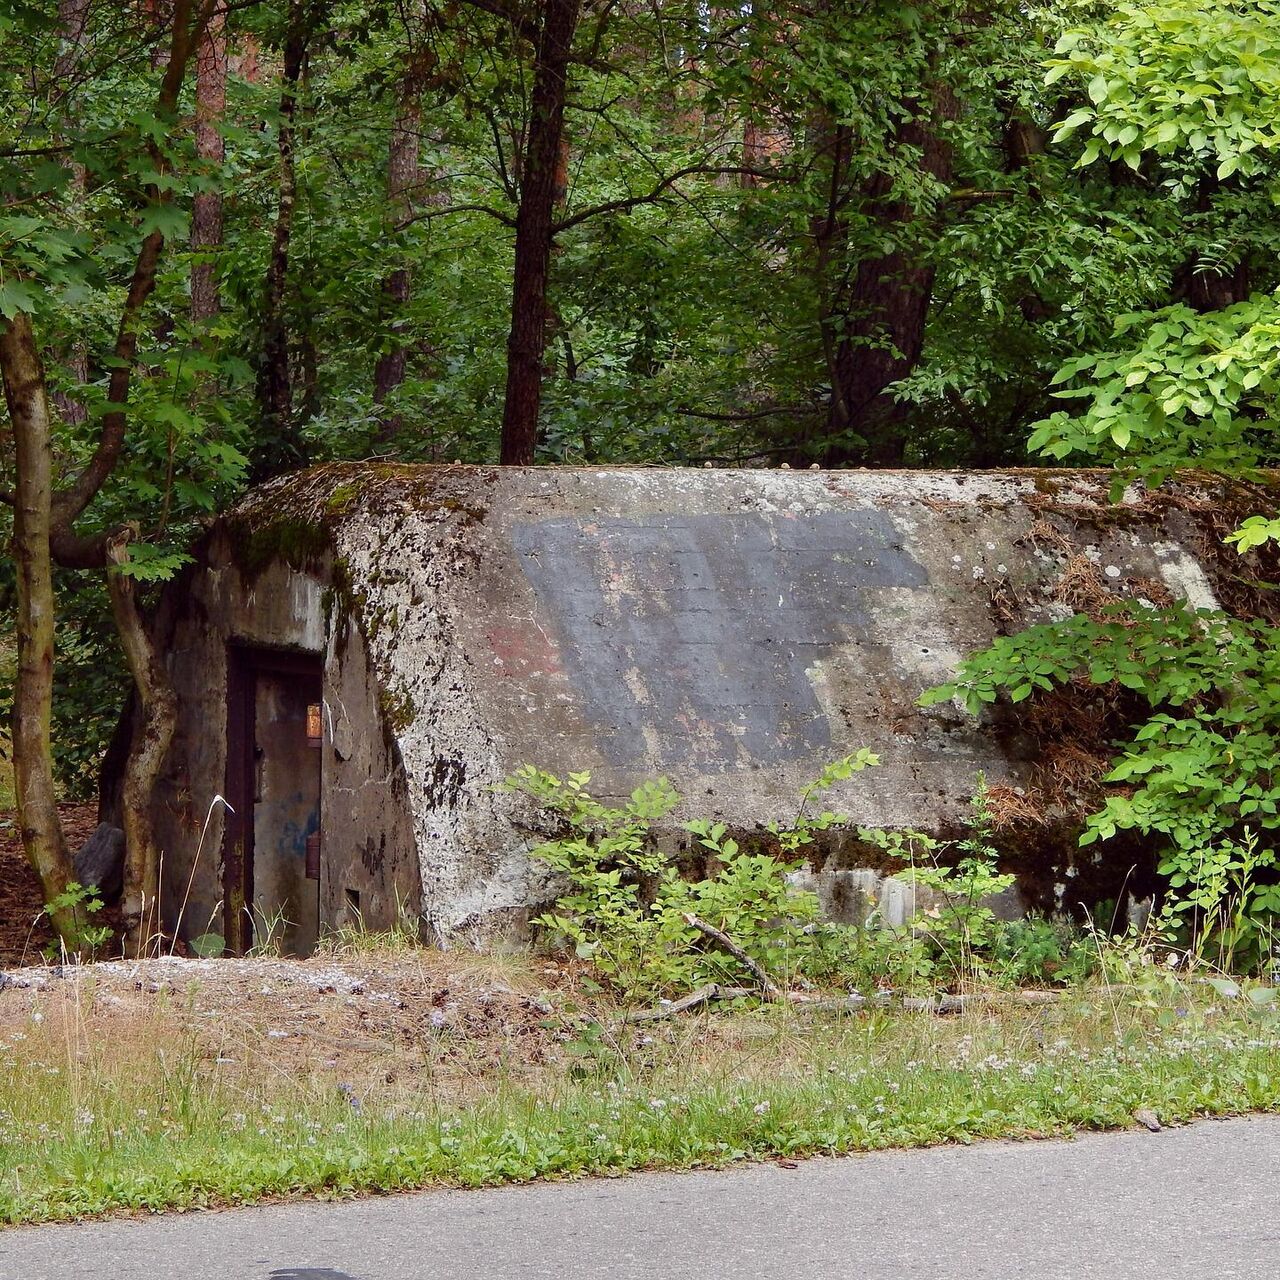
0 277 41 319
136 204 189 239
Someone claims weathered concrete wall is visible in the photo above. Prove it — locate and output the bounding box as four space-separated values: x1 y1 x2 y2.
153 529 420 953
170 463 1278 945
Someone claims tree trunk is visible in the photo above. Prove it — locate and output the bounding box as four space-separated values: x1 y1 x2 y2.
824 85 957 467
52 0 91 429
7 0 205 957
499 0 581 466
106 538 178 955
372 32 434 441
809 118 852 451
254 2 306 475
191 0 227 324
1 314 83 950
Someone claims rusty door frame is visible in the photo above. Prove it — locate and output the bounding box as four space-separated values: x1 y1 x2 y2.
223 644 323 955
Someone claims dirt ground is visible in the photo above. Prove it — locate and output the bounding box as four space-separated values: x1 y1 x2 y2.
0 806 588 1099
0 948 588 1101
0 802 101 966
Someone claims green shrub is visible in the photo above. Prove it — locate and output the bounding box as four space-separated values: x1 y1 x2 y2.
507 756 1091 997
921 601 1280 973
504 751 879 998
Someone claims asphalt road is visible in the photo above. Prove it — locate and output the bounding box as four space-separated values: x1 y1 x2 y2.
3 1115 1279 1280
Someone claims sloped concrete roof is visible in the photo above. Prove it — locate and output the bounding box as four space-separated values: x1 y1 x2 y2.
216 463 1275 937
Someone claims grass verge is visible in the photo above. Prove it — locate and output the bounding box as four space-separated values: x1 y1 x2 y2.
3 955 1280 1225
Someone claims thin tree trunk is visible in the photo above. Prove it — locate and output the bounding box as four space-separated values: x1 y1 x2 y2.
106 537 178 955
191 0 227 324
52 0 90 429
810 119 852 448
1 314 83 949
24 0 206 958
372 35 432 440
499 0 581 466
254 2 306 475
229 30 260 82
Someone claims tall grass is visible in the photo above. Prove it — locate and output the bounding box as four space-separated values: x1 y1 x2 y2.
3 970 1280 1225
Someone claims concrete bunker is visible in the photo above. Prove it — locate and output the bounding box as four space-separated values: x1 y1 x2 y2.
150 463 1277 955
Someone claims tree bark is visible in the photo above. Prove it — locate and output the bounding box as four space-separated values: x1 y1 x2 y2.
373 27 436 441
254 1 307 475
823 85 957 467
191 0 227 324
52 0 91 429
499 0 581 466
1 314 83 949
106 535 178 954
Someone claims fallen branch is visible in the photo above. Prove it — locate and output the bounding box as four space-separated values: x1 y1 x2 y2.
622 983 761 1024
791 989 1063 1016
623 984 1063 1025
623 983 720 1023
683 913 783 1000
788 993 869 1016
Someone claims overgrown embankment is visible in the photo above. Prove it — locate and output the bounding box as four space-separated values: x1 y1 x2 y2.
3 948 1280 1226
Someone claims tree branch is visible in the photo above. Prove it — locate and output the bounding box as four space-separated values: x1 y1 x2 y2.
49 0 215 530
458 0 539 42
948 187 1017 202
683 913 783 1000
553 163 782 233
401 201 516 228
674 403 820 423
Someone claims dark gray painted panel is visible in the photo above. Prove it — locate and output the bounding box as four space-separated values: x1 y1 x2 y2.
511 511 926 766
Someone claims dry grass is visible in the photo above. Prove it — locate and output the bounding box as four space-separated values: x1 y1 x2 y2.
1 949 581 1105
4 948 1280 1225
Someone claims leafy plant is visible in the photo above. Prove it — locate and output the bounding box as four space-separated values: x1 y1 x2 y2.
505 752 879 998
188 932 226 960
859 775 1025 987
41 881 112 959
506 757 1088 997
922 602 1280 973
1156 830 1280 973
1027 297 1280 483
989 917 1099 987
1048 1 1280 188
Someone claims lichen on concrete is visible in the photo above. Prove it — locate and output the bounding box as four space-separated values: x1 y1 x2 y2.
155 463 1280 946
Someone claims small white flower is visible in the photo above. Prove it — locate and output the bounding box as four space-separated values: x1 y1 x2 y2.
753 1101 770 1116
